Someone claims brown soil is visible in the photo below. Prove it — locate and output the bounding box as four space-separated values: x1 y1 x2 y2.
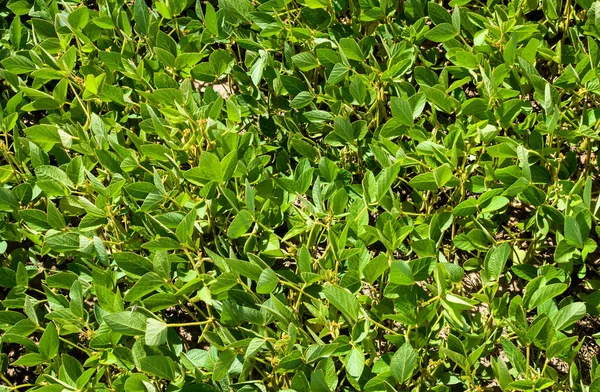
575 314 600 383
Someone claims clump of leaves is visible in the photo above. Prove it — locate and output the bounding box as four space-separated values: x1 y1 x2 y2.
1 0 600 390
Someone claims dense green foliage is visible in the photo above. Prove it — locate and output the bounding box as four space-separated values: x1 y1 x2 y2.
1 0 600 390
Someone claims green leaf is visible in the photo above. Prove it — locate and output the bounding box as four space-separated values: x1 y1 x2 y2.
70 280 84 318
433 164 454 188
124 272 165 302
390 342 418 384
484 242 511 281
205 3 219 35
67 6 89 29
36 166 74 188
481 196 509 213
453 198 478 216
1 55 36 74
12 353 46 367
114 252 154 276
500 337 527 375
256 268 278 294
390 261 415 285
349 76 367 104
422 86 460 113
503 33 518 65
24 125 62 145
409 172 438 191
227 209 253 239
104 312 147 335
0 188 18 212
327 63 349 84
345 348 365 378
47 202 66 230
95 285 124 313
209 50 233 77
425 23 458 42
528 283 567 310
553 302 586 330
142 237 181 251
304 0 328 8
290 91 314 109
16 262 28 287
339 38 364 61
564 215 584 248
461 98 488 115
390 97 414 126
323 285 360 324
134 0 150 34
516 145 531 181
44 232 79 252
363 254 389 284
140 355 176 380
185 151 222 183
331 116 355 144
212 350 236 381
250 50 267 85
145 318 168 346
292 52 319 71
547 337 578 359
376 163 401 202
428 2 452 24
39 322 59 360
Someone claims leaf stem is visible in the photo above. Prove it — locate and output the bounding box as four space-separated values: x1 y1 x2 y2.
167 319 213 327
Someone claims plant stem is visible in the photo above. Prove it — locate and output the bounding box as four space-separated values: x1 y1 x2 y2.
167 319 213 327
